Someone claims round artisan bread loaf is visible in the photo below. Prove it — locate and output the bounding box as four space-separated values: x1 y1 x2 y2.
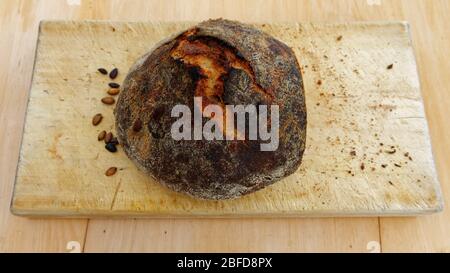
114 19 307 200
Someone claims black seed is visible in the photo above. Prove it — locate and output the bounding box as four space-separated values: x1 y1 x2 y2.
109 68 118 79
105 143 117 153
109 82 120 88
98 68 108 75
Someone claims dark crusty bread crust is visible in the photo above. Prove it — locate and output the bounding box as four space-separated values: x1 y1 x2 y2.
114 19 307 199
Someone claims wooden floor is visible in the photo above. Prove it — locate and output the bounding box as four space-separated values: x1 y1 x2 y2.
0 0 449 252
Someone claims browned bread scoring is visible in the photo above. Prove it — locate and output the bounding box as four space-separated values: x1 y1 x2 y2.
114 19 307 200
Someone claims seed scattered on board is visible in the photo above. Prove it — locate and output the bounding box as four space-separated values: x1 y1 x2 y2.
101 96 115 105
97 68 108 75
105 142 117 153
109 82 120 88
105 167 117 176
98 130 106 141
107 88 120 95
94 68 121 175
109 68 119 79
92 113 103 126
104 132 113 143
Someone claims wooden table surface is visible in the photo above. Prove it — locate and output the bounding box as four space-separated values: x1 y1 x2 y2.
0 0 449 253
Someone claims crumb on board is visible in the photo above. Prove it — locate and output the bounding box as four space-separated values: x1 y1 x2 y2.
385 148 396 154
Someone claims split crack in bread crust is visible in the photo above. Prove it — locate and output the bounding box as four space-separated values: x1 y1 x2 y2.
114 19 307 200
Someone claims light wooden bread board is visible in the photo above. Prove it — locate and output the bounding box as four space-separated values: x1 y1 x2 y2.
11 21 443 217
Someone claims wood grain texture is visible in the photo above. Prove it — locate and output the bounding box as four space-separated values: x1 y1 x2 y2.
1 0 449 252
84 218 380 252
10 20 441 217
0 0 88 252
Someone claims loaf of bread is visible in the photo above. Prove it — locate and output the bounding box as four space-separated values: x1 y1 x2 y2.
114 19 307 199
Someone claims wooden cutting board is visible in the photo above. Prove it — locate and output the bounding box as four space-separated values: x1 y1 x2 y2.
11 21 443 217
